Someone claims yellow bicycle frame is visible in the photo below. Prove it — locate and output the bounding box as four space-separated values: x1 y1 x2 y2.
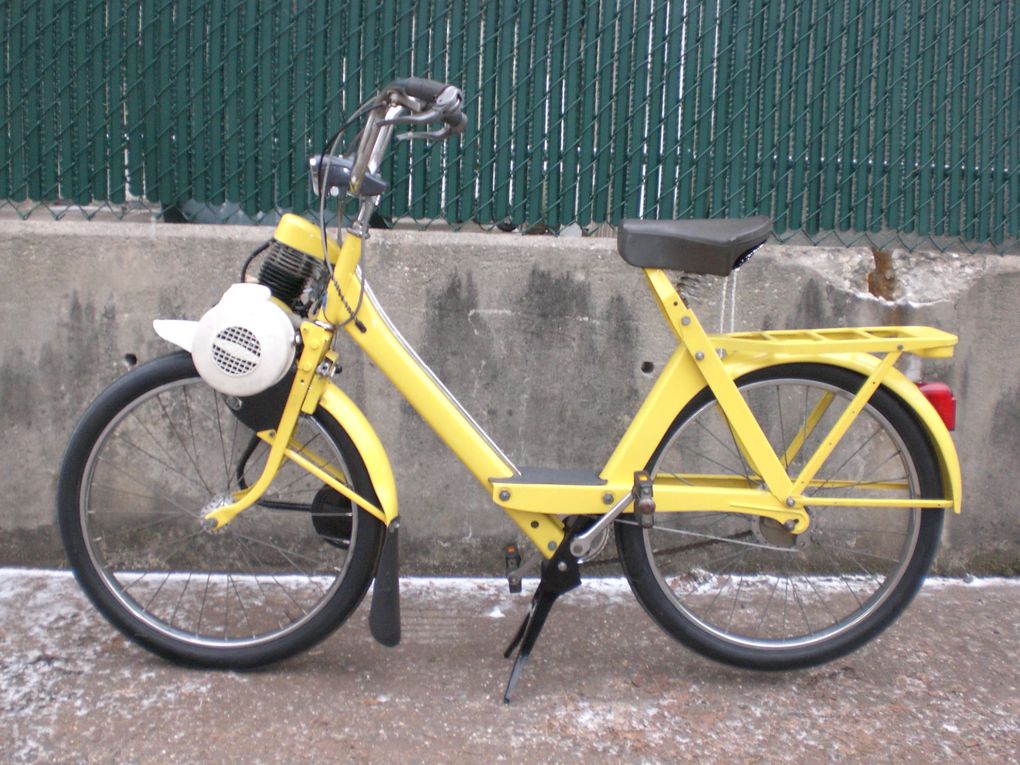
206 214 962 560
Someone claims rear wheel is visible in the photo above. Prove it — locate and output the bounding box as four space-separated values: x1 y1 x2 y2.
616 363 944 669
57 351 384 668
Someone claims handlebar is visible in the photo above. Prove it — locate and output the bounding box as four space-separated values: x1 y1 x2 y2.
315 78 467 236
379 78 467 141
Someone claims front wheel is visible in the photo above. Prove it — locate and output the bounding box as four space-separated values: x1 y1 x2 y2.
616 363 944 670
57 351 385 668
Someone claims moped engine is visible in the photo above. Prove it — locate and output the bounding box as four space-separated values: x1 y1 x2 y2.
254 237 330 315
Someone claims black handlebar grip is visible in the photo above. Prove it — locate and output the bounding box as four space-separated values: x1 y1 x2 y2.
391 77 450 102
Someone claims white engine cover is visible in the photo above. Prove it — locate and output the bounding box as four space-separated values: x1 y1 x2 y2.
190 284 297 397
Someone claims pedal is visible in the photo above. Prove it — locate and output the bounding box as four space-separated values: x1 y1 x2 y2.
633 470 655 528
504 543 523 593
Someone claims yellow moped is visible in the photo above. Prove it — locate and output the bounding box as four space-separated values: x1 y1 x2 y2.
57 78 961 701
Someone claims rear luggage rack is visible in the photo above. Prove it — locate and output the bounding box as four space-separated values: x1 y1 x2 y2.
709 326 958 358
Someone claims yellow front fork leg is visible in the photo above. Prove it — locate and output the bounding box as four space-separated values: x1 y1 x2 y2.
204 322 332 530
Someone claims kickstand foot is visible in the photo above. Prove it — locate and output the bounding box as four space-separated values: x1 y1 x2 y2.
501 536 582 703
503 586 558 703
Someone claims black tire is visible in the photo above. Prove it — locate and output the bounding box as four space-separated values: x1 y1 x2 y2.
57 351 385 669
616 363 944 670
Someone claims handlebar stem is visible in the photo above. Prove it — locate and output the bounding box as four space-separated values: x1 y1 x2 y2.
350 103 404 196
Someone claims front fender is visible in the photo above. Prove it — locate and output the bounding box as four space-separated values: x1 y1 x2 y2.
317 383 399 526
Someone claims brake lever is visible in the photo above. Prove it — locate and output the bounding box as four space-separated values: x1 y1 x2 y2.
395 126 453 142
378 109 440 128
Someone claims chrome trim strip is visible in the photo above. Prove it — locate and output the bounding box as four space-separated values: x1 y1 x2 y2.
363 280 520 476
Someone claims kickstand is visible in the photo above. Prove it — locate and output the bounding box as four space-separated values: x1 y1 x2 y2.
502 540 581 703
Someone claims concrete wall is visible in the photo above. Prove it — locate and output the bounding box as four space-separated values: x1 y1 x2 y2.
0 219 1016 574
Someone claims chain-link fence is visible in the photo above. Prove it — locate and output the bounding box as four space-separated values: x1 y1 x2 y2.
2 0 1018 253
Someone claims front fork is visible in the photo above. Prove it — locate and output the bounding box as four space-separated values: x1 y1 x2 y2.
203 321 382 529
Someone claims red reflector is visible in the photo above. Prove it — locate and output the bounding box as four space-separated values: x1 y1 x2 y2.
918 381 956 431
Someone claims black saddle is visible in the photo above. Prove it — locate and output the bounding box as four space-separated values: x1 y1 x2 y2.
617 216 771 276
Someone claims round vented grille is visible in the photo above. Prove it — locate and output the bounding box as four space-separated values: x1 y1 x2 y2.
211 326 261 376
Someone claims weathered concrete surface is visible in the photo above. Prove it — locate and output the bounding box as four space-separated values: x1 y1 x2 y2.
1 570 1017 764
0 219 1017 573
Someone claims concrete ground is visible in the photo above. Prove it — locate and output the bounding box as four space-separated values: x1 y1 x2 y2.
1 570 1017 764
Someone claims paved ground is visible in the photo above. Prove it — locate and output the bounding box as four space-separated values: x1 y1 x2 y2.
1 570 1017 764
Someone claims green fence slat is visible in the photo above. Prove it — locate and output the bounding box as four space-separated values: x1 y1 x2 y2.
692 4 715 219
724 0 750 219
657 3 682 220
71 0 90 205
87 0 106 205
206 2 225 205
458 3 482 226
573 0 599 227
612 0 635 222
870 1 893 234
756 1 780 226
223 2 240 203
476 0 499 224
379 0 399 86
38 0 57 201
592 0 615 223
850 1 874 234
172 0 191 210
975 3 995 243
709 1 733 219
511 0 533 226
557 0 584 226
915 0 934 237
446 0 466 226
106 1 125 205
545 0 566 227
641 1 666 218
624 0 650 220
740 2 763 216
836 0 858 233
524 1 550 225
946 3 967 238
492 1 515 223
7 1 26 202
0 3 9 199
256 3 274 215
271 3 291 213
23 3 43 201
58 1 75 205
990 2 1009 244
125 2 143 199
409 0 430 219
898 1 922 235
787 0 814 232
1009 2 1020 238
818 0 843 232
425 3 447 221
154 0 173 206
884 1 906 232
